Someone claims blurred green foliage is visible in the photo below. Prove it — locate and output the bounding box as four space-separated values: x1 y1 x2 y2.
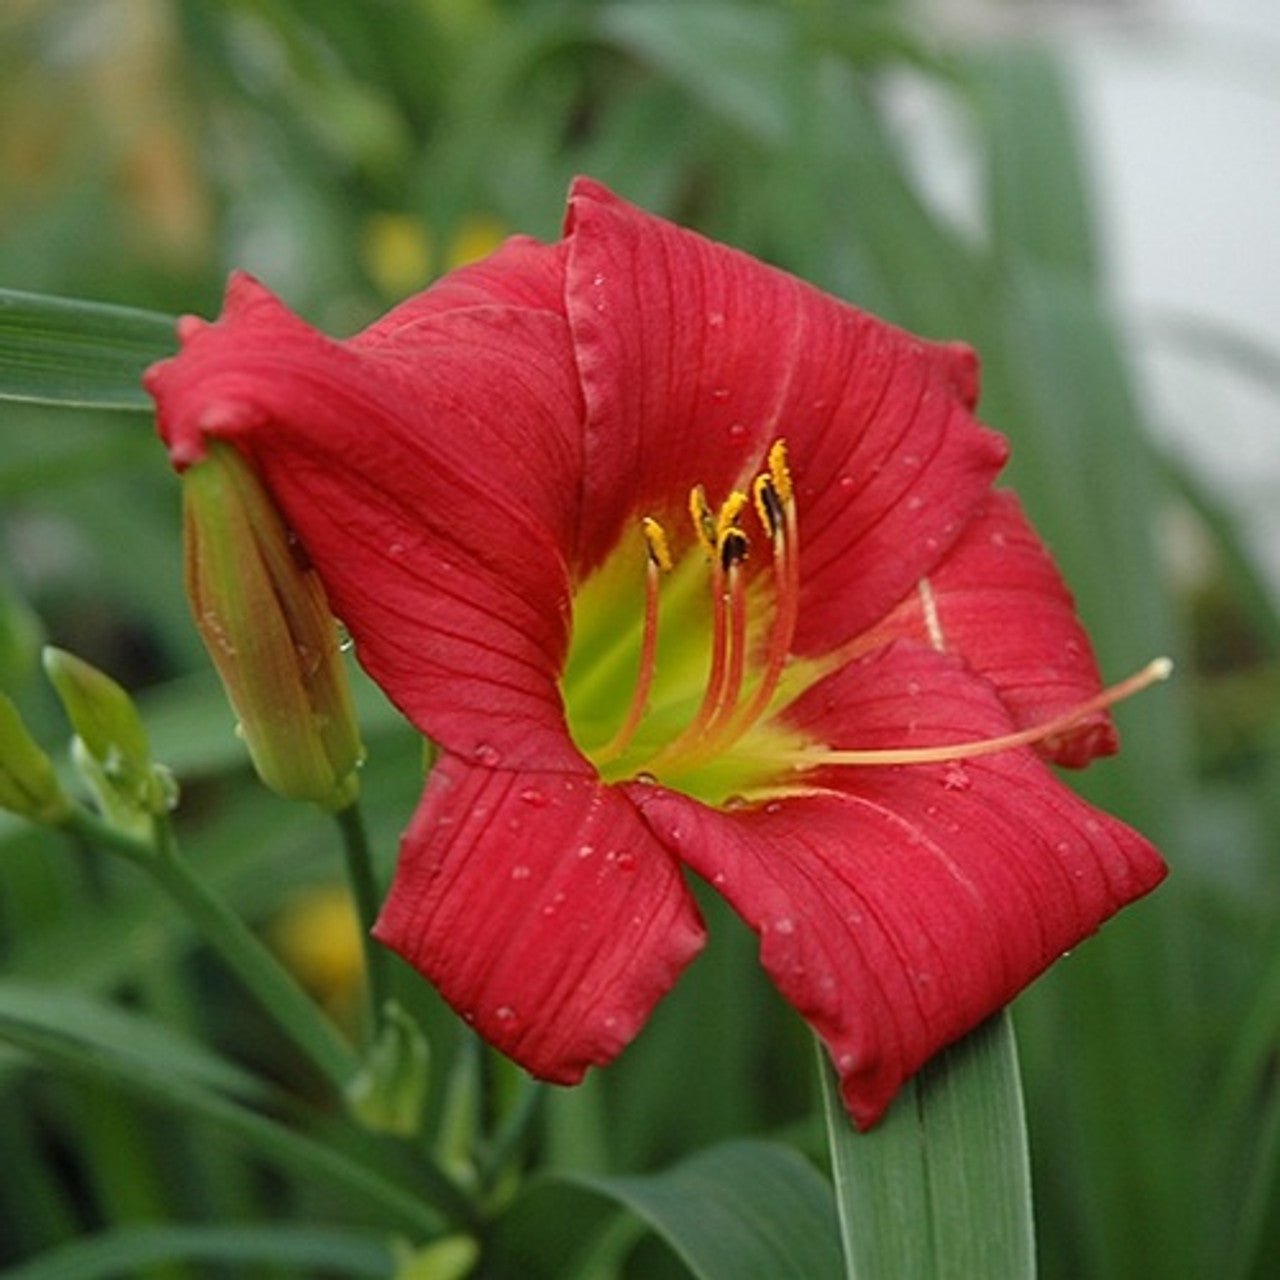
0 0 1276 1277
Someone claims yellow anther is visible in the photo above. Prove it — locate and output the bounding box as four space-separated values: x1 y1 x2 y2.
767 440 793 506
641 517 673 573
690 486 717 556
753 473 782 539
716 490 749 542
719 526 749 571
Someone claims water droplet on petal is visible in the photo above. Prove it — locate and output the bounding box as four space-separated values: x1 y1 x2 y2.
510 864 531 881
722 794 749 811
576 843 596 859
774 916 795 935
473 743 502 767
519 787 548 808
614 851 637 872
942 763 971 792
494 1005 518 1025
727 422 747 442
632 771 658 786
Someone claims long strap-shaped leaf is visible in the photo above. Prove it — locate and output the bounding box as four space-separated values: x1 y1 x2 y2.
0 288 175 411
820 1011 1036 1280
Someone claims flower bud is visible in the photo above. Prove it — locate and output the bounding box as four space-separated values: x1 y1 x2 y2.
345 1000 431 1137
42 647 176 835
0 693 71 825
181 441 363 810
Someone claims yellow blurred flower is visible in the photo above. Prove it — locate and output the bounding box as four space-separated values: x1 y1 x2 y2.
360 211 508 299
270 882 365 1018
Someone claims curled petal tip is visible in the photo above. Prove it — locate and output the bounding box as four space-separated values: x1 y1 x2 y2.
200 398 269 434
176 314 209 344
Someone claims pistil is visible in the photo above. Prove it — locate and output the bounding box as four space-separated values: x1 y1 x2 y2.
778 657 1173 771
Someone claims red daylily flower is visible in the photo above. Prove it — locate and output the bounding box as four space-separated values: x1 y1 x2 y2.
146 178 1166 1128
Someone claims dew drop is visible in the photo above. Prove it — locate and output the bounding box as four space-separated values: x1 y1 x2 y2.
707 311 725 328
576 843 596 859
763 801 783 815
494 1004 518 1024
614 851 637 872
519 786 548 808
473 743 502 767
710 386 730 401
942 763 971 792
774 916 795 935
510 864 531 881
632 771 658 786
727 422 747 442
838 474 855 490
722 794 749 811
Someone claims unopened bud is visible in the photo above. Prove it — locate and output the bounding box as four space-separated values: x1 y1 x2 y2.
0 693 71 825
181 442 363 810
42 647 168 816
345 1001 431 1137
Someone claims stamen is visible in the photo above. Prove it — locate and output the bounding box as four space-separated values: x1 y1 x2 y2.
644 498 750 768
642 515 673 573
595 518 671 763
778 657 1173 771
690 486 717 557
713 447 801 747
705 537 749 737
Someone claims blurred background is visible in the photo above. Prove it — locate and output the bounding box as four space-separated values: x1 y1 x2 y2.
0 1 1275 1277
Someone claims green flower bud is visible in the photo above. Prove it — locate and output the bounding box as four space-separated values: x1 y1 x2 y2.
346 1000 431 1137
182 441 364 810
0 692 71 825
392 1235 480 1280
42 647 175 836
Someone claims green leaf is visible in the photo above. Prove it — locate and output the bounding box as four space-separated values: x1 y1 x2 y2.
569 1138 844 1279
0 980 449 1236
4 1223 394 1280
0 979 266 1102
976 47 1099 283
820 1012 1035 1280
596 2 798 143
0 288 175 411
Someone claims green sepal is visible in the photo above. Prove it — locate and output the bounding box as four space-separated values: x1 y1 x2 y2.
0 692 72 825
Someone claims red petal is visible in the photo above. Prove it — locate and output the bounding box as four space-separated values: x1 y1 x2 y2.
147 271 587 770
373 755 706 1081
356 236 569 343
563 178 1008 646
629 644 1165 1128
846 491 1119 766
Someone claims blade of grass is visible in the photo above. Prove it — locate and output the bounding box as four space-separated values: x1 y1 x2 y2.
819 1012 1035 1280
0 289 175 411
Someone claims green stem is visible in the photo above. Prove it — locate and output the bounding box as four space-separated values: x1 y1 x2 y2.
61 807 359 1092
333 800 394 1029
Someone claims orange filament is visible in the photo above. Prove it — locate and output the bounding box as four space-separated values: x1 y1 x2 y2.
619 444 801 775
778 657 1173 771
595 520 671 763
